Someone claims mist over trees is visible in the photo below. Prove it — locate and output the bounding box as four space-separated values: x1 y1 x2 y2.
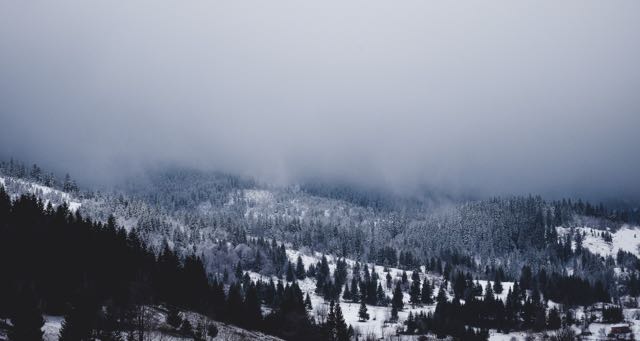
1 160 640 340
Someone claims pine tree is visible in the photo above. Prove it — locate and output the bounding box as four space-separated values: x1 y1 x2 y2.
304 293 313 310
520 266 532 290
351 278 360 303
95 304 121 341
391 306 398 321
342 283 351 301
166 306 182 329
421 279 433 304
286 260 295 282
376 283 386 305
325 300 336 339
243 284 262 330
533 305 546 332
295 255 306 279
547 307 561 329
436 283 448 303
59 298 98 341
334 303 349 341
493 272 504 294
484 281 495 303
410 275 421 305
226 283 244 325
306 264 317 278
392 282 404 311
316 255 330 295
180 319 193 337
62 173 76 192
358 301 369 322
8 291 44 341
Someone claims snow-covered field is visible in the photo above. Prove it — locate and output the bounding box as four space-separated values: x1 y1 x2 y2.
557 225 640 258
0 176 81 212
247 248 515 339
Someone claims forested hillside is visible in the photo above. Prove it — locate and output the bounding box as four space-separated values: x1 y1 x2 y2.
2 160 640 340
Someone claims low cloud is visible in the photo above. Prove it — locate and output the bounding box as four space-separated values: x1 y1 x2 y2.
1 0 639 200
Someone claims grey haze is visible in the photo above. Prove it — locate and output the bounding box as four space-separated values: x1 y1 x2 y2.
1 0 639 200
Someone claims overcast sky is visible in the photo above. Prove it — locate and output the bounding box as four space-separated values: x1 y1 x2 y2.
1 0 639 199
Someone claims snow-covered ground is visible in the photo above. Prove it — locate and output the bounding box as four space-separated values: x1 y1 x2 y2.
42 316 64 341
247 248 515 339
0 176 81 212
557 225 640 258
39 308 284 341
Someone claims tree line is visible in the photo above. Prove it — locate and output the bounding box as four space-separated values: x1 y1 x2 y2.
0 186 335 340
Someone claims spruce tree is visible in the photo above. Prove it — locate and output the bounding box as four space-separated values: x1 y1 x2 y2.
59 299 98 341
484 282 495 303
316 256 330 295
391 306 398 321
493 272 503 294
351 278 360 303
547 307 561 329
166 306 182 329
392 282 404 311
436 283 448 303
334 303 349 341
520 266 532 290
376 283 385 305
226 283 244 325
304 293 313 310
180 319 193 337
358 301 369 322
325 300 336 339
8 291 44 341
342 283 351 301
295 255 306 279
533 305 546 332
286 261 295 282
243 284 262 330
235 262 243 281
421 279 433 304
410 275 421 305
306 264 316 278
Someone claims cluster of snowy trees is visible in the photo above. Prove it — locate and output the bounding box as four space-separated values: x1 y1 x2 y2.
111 168 638 280
0 186 344 341
3 160 640 340
1 176 637 340
403 272 617 338
3 161 638 286
0 159 78 192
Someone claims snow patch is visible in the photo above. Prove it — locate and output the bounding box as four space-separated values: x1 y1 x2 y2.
557 225 640 258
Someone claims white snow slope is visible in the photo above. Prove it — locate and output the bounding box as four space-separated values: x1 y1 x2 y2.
557 225 640 258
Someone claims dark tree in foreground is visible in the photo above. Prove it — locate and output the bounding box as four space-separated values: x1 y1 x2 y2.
334 303 350 341
58 300 98 341
8 291 44 341
166 306 182 329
